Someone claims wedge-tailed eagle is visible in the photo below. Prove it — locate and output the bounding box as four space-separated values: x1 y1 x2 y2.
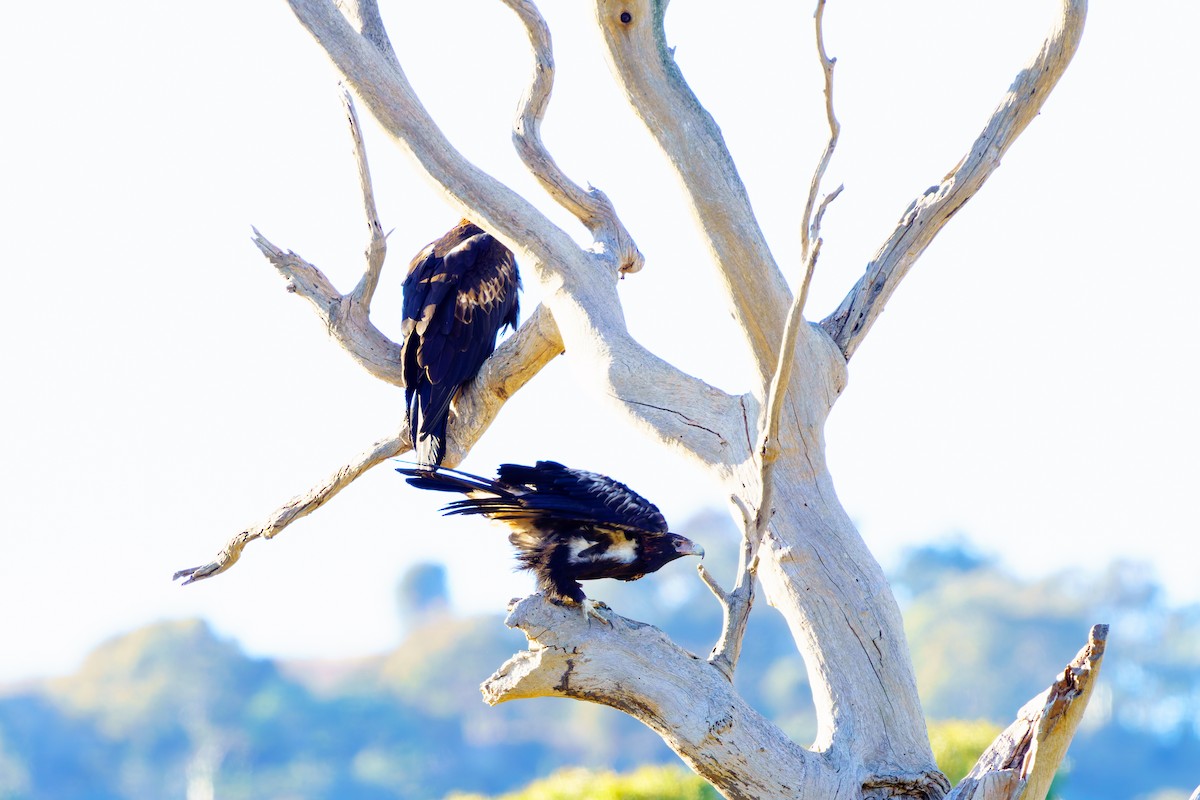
401 219 520 468
397 460 703 621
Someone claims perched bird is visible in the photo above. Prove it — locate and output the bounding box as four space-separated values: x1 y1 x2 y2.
397 460 704 621
402 219 520 468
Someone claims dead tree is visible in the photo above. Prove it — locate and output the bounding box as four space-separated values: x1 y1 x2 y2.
176 1 1104 798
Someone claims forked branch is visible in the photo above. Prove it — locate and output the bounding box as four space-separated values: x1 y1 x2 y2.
821 0 1088 359
252 230 404 386
698 494 756 680
337 0 400 71
247 89 399 385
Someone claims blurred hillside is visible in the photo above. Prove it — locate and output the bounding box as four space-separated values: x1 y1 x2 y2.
1 511 1197 799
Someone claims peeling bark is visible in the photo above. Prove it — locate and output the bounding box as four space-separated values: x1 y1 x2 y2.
948 625 1108 800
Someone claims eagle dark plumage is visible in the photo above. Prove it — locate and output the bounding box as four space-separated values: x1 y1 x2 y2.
402 219 520 468
397 460 704 621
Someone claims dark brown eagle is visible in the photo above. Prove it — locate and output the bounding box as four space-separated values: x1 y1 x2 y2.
402 219 520 468
397 460 704 621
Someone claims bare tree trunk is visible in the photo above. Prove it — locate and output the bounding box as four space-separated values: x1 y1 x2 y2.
176 1 1103 797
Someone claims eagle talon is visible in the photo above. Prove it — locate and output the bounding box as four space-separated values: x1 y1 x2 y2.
581 598 611 625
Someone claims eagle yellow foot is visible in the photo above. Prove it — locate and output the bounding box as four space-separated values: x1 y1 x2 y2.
581 598 611 625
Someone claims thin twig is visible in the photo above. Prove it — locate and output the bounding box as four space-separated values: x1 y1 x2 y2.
173 432 410 584
800 0 840 263
341 85 387 307
498 0 643 273
703 494 760 680
756 0 842 485
705 0 843 680
172 301 565 583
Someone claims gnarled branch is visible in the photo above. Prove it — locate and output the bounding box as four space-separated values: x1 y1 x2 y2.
484 596 829 800
178 0 748 583
251 229 403 386
821 0 1088 359
185 2 1101 797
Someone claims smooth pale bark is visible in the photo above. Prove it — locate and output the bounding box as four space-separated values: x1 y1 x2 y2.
591 0 791 385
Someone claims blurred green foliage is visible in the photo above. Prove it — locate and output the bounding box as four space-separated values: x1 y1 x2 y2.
926 719 1000 784
1 514 1197 799
446 765 719 800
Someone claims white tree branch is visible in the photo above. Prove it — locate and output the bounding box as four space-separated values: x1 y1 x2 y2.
700 494 756 680
336 0 400 71
948 625 1109 800
244 90 394 382
340 85 387 308
713 4 1087 776
591 0 792 384
798 0 840 263
483 596 833 800
252 228 403 386
173 304 563 583
821 0 1088 359
173 431 407 583
733 450 940 783
178 0 748 584
499 0 643 274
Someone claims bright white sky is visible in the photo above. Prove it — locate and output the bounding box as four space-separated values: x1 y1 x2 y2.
1 1 1197 683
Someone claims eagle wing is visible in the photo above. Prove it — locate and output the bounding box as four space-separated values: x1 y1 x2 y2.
398 461 695 607
396 461 667 535
401 225 520 466
490 461 669 534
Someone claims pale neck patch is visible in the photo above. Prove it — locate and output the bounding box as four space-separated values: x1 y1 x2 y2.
566 532 638 565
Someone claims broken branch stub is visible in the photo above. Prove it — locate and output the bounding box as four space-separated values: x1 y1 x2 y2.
948 624 1109 800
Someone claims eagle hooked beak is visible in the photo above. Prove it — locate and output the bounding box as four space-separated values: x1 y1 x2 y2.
675 538 704 558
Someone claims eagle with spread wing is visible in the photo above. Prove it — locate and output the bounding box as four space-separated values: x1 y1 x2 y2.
402 220 520 468
397 460 704 621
